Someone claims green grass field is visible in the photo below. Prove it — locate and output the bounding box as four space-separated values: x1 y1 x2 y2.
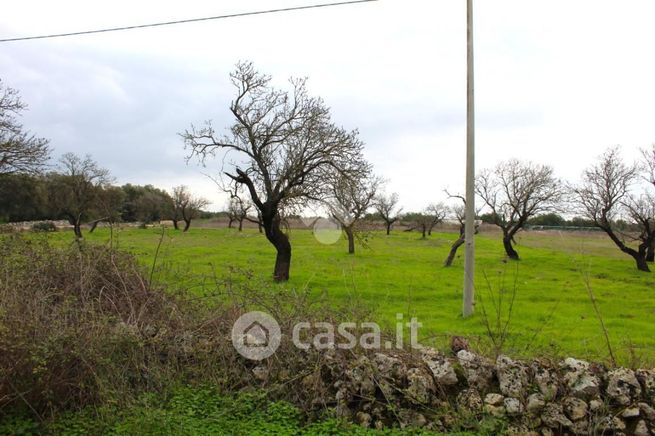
52 224 655 366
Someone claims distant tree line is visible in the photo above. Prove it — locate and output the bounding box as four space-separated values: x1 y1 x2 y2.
0 154 209 238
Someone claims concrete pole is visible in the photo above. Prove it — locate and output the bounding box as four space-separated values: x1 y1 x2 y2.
463 0 475 317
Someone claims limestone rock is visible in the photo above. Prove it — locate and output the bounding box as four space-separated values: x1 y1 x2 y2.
356 411 372 428
562 397 588 421
637 369 655 404
373 353 404 380
622 406 640 418
639 402 655 422
484 393 506 417
541 403 573 429
422 348 459 386
398 410 427 429
527 393 546 413
570 420 589 436
457 388 483 412
406 367 435 404
561 358 600 399
507 426 538 436
504 397 523 416
496 355 529 398
485 393 504 406
532 363 558 399
607 367 641 406
457 350 495 391
589 398 604 413
596 415 626 433
634 419 650 436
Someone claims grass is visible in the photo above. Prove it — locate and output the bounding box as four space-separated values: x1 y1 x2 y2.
45 224 655 366
2 387 472 435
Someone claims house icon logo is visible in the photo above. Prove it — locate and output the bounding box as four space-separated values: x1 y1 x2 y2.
231 311 281 360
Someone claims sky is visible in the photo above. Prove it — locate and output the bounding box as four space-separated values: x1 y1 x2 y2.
1 0 655 212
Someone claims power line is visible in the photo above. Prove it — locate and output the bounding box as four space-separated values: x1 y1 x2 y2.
0 0 378 43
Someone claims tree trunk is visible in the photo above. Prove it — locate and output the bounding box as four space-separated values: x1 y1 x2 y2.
172 219 179 230
258 222 263 233
73 222 83 239
647 241 655 262
228 218 234 229
386 222 391 235
601 225 650 272
238 218 244 232
503 233 519 260
262 208 291 281
421 226 426 239
444 236 465 267
183 219 191 232
89 220 99 233
635 255 651 272
344 226 355 254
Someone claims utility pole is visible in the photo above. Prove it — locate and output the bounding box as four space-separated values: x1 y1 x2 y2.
463 0 475 317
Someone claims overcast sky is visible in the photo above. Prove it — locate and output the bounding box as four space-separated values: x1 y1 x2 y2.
2 0 655 211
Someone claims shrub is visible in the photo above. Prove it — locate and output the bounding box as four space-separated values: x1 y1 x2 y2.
31 221 57 232
0 235 375 422
0 235 190 417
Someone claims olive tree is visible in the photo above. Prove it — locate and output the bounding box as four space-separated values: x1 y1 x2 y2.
374 192 402 235
182 62 367 281
572 147 654 272
0 80 50 175
476 159 562 260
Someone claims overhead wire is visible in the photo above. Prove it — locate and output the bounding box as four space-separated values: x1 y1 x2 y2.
0 0 378 43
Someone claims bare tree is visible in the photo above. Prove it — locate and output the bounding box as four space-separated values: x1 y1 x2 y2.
182 62 367 281
48 153 112 239
170 186 186 230
226 199 237 229
642 144 655 186
170 185 208 232
327 173 380 254
572 147 652 272
443 192 479 267
641 144 655 261
182 196 209 231
405 203 447 239
374 192 402 235
623 193 655 266
227 194 253 231
426 202 448 236
88 186 125 233
476 159 562 260
0 80 50 175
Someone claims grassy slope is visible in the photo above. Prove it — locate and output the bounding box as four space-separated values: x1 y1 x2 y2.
54 225 655 366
